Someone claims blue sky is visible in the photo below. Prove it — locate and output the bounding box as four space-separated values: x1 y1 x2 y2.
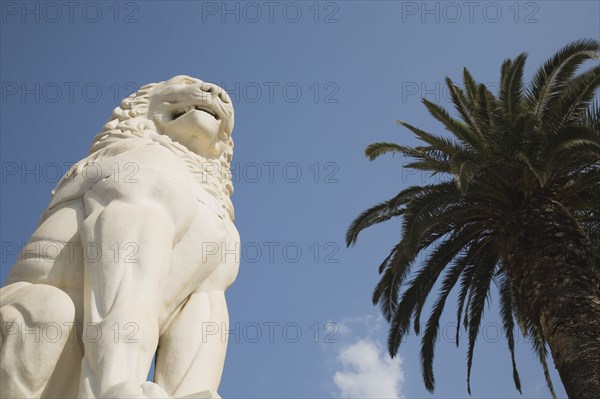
1 1 598 398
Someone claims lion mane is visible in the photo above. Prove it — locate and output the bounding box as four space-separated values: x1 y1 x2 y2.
53 76 235 220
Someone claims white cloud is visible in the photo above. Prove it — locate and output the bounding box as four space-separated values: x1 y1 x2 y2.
335 314 384 338
333 339 404 398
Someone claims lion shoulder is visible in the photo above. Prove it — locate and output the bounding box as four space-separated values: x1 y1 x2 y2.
49 143 195 212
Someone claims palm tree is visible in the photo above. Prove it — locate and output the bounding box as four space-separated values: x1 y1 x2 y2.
346 39 600 399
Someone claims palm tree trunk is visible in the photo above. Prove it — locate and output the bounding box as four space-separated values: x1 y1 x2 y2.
505 197 600 399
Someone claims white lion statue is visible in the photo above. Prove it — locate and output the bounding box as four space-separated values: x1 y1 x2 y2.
0 76 240 399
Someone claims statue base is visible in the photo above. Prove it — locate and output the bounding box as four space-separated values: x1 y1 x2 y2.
180 390 221 399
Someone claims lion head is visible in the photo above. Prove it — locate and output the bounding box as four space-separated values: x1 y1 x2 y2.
55 75 236 219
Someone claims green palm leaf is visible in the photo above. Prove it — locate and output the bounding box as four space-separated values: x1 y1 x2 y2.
347 39 600 397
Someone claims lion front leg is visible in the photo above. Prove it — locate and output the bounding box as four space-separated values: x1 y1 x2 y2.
154 290 229 398
78 196 175 399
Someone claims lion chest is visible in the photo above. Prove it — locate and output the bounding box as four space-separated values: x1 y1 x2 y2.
160 198 240 319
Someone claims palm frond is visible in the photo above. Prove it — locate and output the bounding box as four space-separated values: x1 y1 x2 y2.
545 64 600 133
421 99 482 149
365 142 419 160
463 68 479 105
446 77 483 139
582 99 600 130
420 259 467 392
497 273 522 393
499 53 527 123
347 39 600 397
346 201 403 246
396 120 464 155
465 243 498 394
525 38 599 118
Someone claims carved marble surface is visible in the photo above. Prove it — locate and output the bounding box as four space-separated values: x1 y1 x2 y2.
0 76 240 398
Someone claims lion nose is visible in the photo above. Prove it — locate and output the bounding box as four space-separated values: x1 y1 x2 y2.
198 82 230 104
199 82 215 93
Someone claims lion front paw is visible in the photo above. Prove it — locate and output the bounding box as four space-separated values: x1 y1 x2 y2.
97 381 171 399
141 381 172 398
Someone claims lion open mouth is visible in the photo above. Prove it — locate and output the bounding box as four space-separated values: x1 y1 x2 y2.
172 105 220 121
